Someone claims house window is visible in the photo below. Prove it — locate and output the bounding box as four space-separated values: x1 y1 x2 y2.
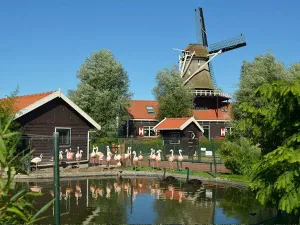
202 125 210 139
55 127 71 146
169 132 180 144
146 106 155 114
143 126 156 137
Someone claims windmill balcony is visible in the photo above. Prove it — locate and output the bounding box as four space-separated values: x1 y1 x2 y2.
192 89 232 99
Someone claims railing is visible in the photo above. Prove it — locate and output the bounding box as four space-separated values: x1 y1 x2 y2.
192 89 232 98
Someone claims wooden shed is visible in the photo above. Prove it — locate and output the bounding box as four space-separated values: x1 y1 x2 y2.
153 117 204 158
3 89 101 166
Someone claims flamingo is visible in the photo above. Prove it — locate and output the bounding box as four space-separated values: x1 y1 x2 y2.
95 146 104 165
168 149 175 170
106 183 112 199
155 150 162 169
132 151 139 167
59 151 63 161
96 186 103 197
31 154 43 172
178 149 184 169
124 147 130 166
69 148 74 160
90 146 96 166
150 149 156 169
138 151 143 168
75 150 83 170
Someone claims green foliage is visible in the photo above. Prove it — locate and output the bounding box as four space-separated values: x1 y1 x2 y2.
218 137 261 175
152 65 194 121
0 117 53 224
243 79 300 214
232 53 297 139
69 49 132 137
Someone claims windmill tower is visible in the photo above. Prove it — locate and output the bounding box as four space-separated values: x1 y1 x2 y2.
175 7 246 112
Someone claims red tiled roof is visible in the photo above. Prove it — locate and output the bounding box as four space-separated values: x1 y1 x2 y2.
129 100 232 121
0 91 56 112
128 100 158 120
154 117 191 130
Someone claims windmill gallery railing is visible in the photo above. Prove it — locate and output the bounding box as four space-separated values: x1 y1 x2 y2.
191 89 232 98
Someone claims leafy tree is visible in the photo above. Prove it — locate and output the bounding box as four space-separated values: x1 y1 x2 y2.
218 137 261 175
240 79 300 214
69 49 132 137
152 65 194 121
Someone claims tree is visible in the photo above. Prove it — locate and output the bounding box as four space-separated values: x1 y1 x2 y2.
241 79 300 214
69 49 132 137
152 65 194 121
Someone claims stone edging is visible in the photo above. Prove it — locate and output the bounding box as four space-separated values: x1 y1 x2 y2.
14 170 247 188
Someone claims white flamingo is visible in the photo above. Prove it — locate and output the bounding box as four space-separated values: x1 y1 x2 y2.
155 150 162 169
90 146 96 166
132 151 138 167
59 151 63 161
106 146 112 168
150 149 156 169
31 154 43 172
178 149 183 169
168 149 175 170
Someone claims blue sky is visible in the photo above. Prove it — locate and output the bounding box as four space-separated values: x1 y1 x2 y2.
0 0 299 99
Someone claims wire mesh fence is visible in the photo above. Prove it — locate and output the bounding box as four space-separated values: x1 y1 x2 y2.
17 134 225 173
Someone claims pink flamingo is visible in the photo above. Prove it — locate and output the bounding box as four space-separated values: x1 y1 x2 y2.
69 148 74 160
138 151 143 168
132 151 139 167
178 149 184 169
95 146 104 165
155 150 162 169
124 147 130 166
75 149 83 170
90 146 96 166
168 149 175 170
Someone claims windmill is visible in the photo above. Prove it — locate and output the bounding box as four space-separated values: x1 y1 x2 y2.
175 7 246 100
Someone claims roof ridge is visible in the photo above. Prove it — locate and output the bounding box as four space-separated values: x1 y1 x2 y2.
14 90 57 98
131 99 157 102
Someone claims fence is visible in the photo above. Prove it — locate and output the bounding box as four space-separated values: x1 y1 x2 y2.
91 137 224 164
17 134 225 173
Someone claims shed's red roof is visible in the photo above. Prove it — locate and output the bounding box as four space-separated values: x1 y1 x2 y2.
154 117 191 130
0 91 56 112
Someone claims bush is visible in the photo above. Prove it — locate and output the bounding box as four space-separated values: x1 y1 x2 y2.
218 137 261 175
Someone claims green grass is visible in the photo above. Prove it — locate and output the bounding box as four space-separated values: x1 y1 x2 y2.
120 165 249 185
218 174 251 185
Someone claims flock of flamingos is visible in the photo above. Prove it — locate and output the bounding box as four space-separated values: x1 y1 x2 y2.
31 145 185 170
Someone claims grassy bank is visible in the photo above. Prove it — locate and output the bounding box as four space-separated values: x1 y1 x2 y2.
122 166 250 185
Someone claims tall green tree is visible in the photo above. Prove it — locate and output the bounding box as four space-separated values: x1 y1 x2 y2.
152 65 194 121
69 49 132 136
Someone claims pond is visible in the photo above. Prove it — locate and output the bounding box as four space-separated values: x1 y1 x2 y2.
17 177 281 224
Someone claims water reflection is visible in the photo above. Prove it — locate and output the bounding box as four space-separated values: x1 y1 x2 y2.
18 177 278 224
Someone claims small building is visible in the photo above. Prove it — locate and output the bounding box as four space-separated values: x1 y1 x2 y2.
123 100 232 139
1 89 101 165
153 117 204 158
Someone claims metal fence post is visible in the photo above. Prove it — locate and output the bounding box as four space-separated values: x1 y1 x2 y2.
53 132 60 225
211 138 217 176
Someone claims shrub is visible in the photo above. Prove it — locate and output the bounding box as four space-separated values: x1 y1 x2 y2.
218 137 261 175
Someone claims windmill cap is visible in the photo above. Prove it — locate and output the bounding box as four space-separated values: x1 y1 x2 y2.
185 44 209 59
